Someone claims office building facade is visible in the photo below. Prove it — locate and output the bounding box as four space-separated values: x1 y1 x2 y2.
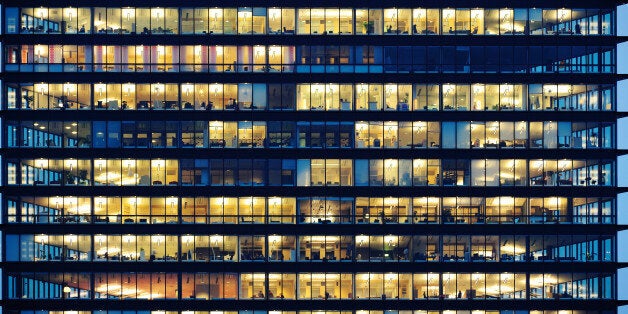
0 1 625 314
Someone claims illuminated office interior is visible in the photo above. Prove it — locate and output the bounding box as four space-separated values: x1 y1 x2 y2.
0 2 623 314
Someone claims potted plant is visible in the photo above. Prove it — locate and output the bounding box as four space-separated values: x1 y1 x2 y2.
78 170 89 185
77 135 92 148
23 95 34 109
362 21 374 34
397 93 409 111
64 170 76 185
441 208 454 223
